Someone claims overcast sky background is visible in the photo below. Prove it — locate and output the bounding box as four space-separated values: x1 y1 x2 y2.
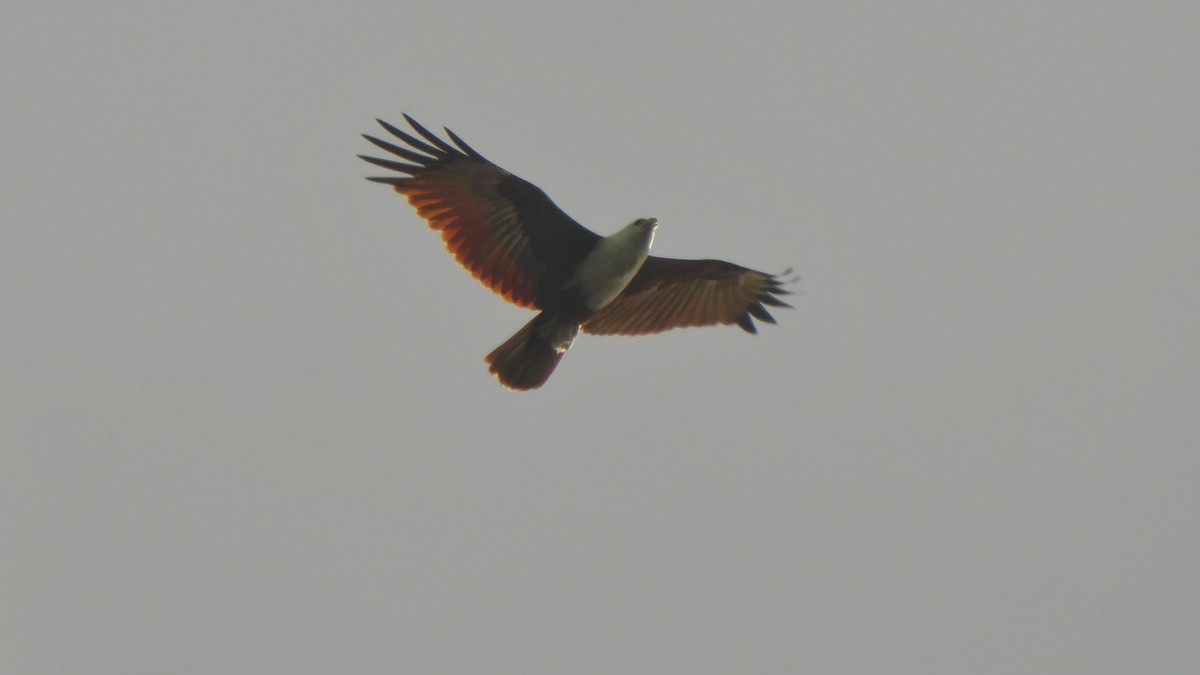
3 1 1198 673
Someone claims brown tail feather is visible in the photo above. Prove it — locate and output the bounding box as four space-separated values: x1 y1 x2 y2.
484 314 573 391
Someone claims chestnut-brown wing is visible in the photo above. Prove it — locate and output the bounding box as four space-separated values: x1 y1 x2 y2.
582 257 791 335
360 115 600 310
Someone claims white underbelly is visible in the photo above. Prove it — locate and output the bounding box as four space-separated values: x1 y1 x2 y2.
573 231 653 310
583 262 643 310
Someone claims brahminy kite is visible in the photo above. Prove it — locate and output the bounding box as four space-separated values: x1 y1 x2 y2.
359 115 791 390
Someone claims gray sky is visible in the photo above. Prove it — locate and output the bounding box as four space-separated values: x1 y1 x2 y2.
4 1 1198 673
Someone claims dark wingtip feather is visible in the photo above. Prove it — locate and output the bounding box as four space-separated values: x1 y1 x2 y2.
361 134 437 165
376 117 443 157
761 268 798 308
444 126 487 161
402 114 457 154
364 176 408 186
747 304 777 324
732 269 795 333
358 154 422 174
735 313 758 334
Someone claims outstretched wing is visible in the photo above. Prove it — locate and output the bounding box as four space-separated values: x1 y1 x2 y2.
359 115 600 310
582 257 791 335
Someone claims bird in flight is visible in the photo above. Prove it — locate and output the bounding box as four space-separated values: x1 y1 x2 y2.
359 115 791 391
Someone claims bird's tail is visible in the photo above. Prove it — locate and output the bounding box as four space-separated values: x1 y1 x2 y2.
485 313 577 391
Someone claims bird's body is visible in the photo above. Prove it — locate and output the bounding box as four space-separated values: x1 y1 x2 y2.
360 115 790 390
570 218 658 313
482 217 657 390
